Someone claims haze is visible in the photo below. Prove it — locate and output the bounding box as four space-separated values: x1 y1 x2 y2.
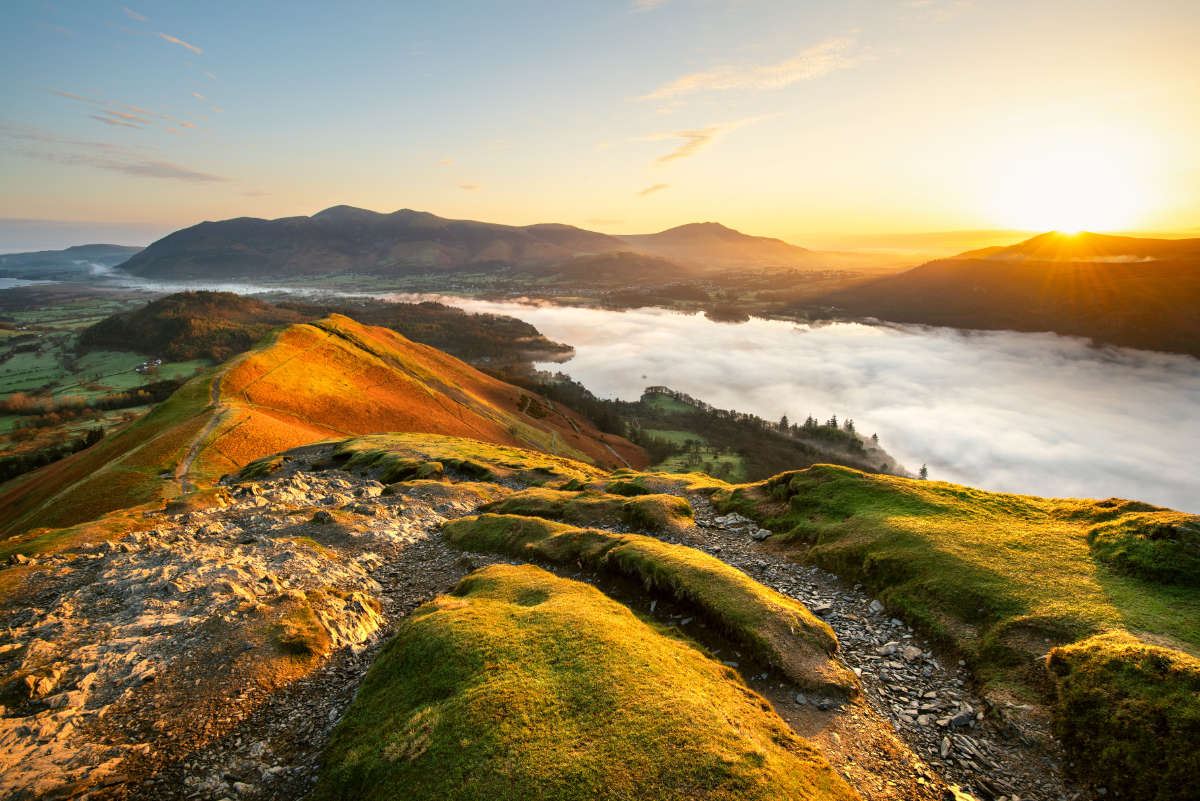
3 0 1200 251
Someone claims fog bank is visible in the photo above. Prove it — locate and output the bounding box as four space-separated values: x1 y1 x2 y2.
445 300 1200 513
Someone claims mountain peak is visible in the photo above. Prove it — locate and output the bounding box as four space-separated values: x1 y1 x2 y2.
311 204 380 221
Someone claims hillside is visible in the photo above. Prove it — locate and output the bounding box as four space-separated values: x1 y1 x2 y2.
815 231 1200 356
0 243 142 281
117 206 631 280
77 290 572 365
0 314 643 537
618 222 817 270
2 432 1195 799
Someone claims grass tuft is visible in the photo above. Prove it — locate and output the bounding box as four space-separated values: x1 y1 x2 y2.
314 563 860 801
444 514 857 696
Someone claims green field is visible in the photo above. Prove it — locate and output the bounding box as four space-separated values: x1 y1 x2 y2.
643 428 748 482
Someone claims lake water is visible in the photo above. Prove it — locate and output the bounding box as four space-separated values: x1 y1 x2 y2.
85 271 1200 512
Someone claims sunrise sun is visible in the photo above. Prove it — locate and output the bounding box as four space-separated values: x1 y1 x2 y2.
985 135 1151 233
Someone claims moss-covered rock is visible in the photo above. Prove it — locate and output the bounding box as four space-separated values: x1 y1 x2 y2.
314 564 861 801
1048 632 1200 800
444 514 857 696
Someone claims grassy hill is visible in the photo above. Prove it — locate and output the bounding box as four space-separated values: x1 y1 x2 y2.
816 231 1200 356
715 464 1200 797
0 313 643 538
315 563 859 801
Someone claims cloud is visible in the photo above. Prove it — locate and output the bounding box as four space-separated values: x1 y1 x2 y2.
192 92 206 99
158 32 202 54
638 183 669 197
90 115 140 128
30 150 226 181
632 0 668 10
437 300 1200 514
205 71 217 80
2 124 227 183
459 184 480 191
640 36 859 100
639 117 761 165
36 23 72 36
100 109 150 124
50 89 95 104
178 121 196 129
122 7 147 21
439 158 454 167
165 127 183 135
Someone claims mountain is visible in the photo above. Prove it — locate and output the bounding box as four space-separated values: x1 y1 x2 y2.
814 231 1200 356
117 206 633 280
0 243 142 280
0 313 644 537
110 207 896 282
617 222 816 270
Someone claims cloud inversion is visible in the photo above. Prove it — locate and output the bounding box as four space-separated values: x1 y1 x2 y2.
640 37 859 100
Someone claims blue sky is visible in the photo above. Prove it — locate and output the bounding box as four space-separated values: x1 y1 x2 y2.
2 0 1198 250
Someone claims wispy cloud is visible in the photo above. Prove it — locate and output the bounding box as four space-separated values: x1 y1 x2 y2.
459 184 480 191
178 121 196 129
90 115 140 129
439 158 454 167
122 7 147 22
640 36 859 100
100 109 150 124
638 183 669 196
158 32 202 54
51 89 94 103
2 124 227 183
192 92 206 99
165 127 183 135
632 0 668 10
639 117 761 165
205 71 217 80
36 23 72 36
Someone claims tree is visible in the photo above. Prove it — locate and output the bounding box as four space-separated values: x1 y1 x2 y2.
844 418 855 434
919 464 929 480
778 414 789 433
871 432 879 445
827 414 838 428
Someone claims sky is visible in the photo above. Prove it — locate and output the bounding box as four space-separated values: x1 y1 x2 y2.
2 0 1199 251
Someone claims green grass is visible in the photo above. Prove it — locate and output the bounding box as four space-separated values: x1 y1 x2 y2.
714 464 1200 796
300 433 610 488
642 393 696 414
480 487 694 536
642 428 705 445
443 514 857 696
314 564 860 801
1048 632 1200 800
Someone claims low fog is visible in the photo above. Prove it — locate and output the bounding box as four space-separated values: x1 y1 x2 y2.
447 300 1200 513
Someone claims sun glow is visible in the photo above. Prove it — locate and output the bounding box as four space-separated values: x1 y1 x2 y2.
983 131 1153 233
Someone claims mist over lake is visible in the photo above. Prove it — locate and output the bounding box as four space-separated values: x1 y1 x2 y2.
432 299 1200 513
84 270 1200 511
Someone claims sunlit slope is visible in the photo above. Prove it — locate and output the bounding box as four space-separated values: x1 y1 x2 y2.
0 314 644 537
314 563 860 801
716 465 1200 672
715 465 1200 796
819 231 1200 355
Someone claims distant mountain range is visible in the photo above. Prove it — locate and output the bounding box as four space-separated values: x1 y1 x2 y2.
0 243 141 280
816 231 1200 356
110 206 890 281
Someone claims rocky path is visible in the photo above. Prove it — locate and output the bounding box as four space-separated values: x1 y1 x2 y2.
0 463 1082 801
679 495 1077 801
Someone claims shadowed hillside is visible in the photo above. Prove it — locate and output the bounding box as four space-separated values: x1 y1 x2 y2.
117 206 630 279
618 222 816 270
815 231 1200 356
0 314 643 537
